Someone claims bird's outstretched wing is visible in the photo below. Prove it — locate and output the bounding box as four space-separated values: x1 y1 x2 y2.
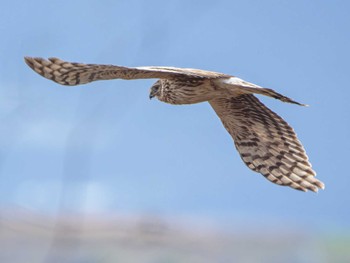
215 77 306 106
209 94 324 192
24 57 229 86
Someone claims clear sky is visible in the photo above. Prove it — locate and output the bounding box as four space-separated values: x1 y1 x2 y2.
0 0 349 231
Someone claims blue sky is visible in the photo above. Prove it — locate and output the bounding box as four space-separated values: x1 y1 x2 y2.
0 0 349 231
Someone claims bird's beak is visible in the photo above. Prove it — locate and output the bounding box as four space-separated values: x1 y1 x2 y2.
149 82 160 100
149 91 156 100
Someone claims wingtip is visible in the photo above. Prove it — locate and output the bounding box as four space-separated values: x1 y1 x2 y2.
24 56 33 65
24 56 37 71
318 182 325 191
310 182 325 193
286 99 308 107
24 56 45 68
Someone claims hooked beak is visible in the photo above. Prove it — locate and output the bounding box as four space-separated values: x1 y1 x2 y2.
149 91 156 100
149 82 160 100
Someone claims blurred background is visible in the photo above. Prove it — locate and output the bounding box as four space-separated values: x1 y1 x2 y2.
1 0 349 262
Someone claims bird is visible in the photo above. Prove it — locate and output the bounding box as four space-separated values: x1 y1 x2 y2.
24 57 324 192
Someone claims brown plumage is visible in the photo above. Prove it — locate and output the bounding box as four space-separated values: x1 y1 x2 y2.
24 57 324 192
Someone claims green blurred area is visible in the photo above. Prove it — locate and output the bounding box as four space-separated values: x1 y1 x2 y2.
1 211 349 263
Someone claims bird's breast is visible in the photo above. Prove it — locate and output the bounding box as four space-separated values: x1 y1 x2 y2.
158 79 220 105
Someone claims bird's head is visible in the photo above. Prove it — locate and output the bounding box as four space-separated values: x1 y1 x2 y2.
149 80 161 100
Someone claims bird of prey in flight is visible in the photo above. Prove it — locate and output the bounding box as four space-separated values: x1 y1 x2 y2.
24 57 324 192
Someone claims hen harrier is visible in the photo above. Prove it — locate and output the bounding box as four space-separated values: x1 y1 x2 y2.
24 57 324 192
